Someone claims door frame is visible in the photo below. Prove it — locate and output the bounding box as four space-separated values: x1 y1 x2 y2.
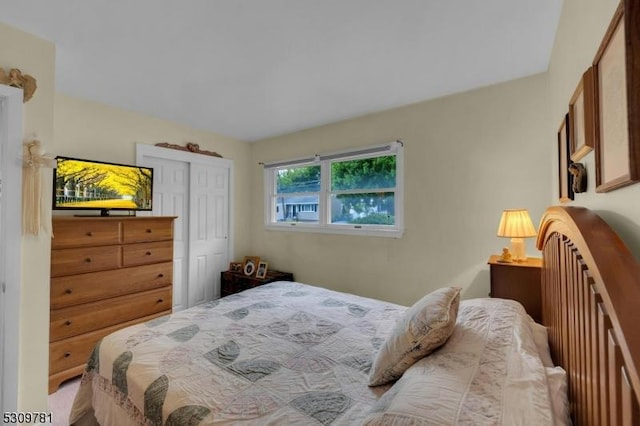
136 143 234 301
0 85 23 412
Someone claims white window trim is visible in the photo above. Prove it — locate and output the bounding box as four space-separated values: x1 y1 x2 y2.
263 141 404 238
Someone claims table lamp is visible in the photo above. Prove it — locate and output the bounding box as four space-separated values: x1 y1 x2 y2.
496 209 537 263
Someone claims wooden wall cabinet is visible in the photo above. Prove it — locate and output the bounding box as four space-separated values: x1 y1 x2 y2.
49 216 175 393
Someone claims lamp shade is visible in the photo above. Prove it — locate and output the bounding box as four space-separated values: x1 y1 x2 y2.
496 209 537 238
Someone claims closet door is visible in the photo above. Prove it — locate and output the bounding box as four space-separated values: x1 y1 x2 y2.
188 163 229 305
136 144 232 310
144 157 190 311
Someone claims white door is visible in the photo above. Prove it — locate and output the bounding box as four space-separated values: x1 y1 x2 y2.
144 157 190 311
0 86 23 413
136 144 232 310
188 163 229 305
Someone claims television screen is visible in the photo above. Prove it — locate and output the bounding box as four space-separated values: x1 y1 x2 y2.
53 156 153 214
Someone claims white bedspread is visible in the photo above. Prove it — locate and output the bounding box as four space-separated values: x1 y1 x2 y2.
69 282 554 425
363 298 554 425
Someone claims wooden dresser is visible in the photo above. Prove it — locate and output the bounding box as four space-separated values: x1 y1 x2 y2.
49 216 175 393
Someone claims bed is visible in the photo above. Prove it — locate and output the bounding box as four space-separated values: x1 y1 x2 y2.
69 206 640 425
536 206 640 425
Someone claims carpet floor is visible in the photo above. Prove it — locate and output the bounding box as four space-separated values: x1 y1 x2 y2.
48 377 80 426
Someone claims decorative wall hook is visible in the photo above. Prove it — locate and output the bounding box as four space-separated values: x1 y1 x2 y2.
0 68 37 102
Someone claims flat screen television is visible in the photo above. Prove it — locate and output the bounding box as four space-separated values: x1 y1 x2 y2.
53 156 153 216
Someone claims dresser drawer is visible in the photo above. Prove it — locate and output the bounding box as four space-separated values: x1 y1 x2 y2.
52 219 121 249
51 262 173 309
123 241 173 267
49 309 171 374
123 219 173 243
50 287 172 342
51 245 122 277
49 326 110 375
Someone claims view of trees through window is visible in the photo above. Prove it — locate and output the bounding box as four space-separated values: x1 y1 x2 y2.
332 156 396 225
277 165 320 193
275 165 320 223
274 155 396 225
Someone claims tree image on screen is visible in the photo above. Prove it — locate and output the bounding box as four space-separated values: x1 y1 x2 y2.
54 158 152 210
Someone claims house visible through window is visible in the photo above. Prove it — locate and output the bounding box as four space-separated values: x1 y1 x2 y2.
264 141 404 237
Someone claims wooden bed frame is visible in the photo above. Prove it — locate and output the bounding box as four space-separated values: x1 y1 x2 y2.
537 206 640 425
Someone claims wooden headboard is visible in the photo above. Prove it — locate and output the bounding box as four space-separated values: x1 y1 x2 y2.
537 206 640 425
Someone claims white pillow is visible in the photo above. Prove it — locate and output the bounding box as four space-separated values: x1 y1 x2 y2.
530 321 554 367
546 366 570 426
368 286 461 386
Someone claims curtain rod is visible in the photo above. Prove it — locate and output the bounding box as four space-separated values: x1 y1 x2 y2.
260 139 403 168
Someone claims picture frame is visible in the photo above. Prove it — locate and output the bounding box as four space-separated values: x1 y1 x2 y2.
592 1 640 192
242 256 260 276
569 67 595 161
558 113 574 202
229 261 243 273
255 261 268 279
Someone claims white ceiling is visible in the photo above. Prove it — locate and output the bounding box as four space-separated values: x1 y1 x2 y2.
1 0 563 142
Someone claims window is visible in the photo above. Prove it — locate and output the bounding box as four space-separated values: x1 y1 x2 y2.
264 142 404 237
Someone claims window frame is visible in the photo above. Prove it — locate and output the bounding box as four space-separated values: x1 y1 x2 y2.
263 142 404 238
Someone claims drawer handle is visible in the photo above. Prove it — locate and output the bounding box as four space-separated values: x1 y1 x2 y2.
84 257 92 263
65 289 73 294
65 320 72 326
157 298 164 304
146 251 152 256
86 231 93 237
146 229 153 233
157 273 164 278
64 352 71 358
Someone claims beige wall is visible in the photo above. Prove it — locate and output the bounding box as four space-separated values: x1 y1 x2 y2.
53 94 253 261
1 22 55 411
548 0 640 258
250 73 551 306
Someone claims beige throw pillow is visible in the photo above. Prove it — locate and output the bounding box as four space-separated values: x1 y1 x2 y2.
368 286 461 386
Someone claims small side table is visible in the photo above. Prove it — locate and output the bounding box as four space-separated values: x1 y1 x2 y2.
221 270 294 297
487 255 542 323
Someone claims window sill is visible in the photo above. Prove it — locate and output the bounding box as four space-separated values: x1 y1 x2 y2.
265 223 404 238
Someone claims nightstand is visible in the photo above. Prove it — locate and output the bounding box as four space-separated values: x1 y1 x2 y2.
221 270 294 297
487 255 542 323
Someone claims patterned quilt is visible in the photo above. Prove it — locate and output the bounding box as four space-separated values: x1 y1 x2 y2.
69 282 554 425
